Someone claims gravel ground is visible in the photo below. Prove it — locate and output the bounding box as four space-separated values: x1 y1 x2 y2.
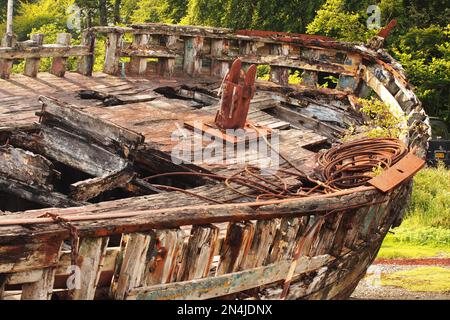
351 264 450 300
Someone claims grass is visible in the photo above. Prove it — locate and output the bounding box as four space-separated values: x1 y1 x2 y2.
381 267 450 292
378 163 450 259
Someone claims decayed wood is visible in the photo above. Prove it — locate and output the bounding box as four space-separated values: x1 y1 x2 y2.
0 274 7 299
216 222 254 275
0 33 15 79
176 224 219 281
10 127 128 177
70 168 136 201
6 269 44 285
38 96 145 150
210 39 229 78
183 36 203 76
71 237 109 300
0 175 85 208
24 34 45 78
143 228 185 286
0 145 54 186
111 232 153 300
0 187 381 241
127 254 332 300
78 30 96 76
104 32 123 75
269 44 290 85
50 33 72 77
309 213 344 256
0 45 90 60
21 267 56 300
267 216 308 264
241 219 278 269
129 34 149 75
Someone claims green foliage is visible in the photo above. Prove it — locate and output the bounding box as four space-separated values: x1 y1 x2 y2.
406 163 450 228
7 0 74 41
392 25 450 121
381 267 450 292
358 97 406 138
306 0 371 42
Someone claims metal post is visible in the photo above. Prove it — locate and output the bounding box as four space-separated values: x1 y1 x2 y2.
6 0 14 34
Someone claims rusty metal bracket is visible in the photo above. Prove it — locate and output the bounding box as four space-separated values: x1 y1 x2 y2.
369 152 425 193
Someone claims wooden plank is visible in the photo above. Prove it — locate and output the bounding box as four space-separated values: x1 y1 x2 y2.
70 237 109 300
7 269 44 285
0 34 15 79
241 219 278 269
39 96 145 149
143 228 185 286
216 222 254 275
111 232 153 300
267 216 308 264
183 36 203 76
70 168 136 201
176 224 219 281
127 254 332 300
21 267 56 300
0 175 86 208
50 33 72 77
10 126 128 177
24 34 45 78
0 145 54 186
0 45 90 60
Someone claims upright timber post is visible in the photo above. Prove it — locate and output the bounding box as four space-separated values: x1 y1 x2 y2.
129 33 149 75
24 34 44 77
104 31 123 75
50 33 72 77
183 36 203 76
78 30 96 76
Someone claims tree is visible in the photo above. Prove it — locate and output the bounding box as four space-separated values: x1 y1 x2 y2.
306 0 370 42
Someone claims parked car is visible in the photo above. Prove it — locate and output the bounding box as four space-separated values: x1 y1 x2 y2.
427 117 450 167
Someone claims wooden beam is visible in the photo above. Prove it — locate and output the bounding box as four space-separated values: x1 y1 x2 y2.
183 36 203 76
127 254 332 300
129 34 149 75
104 32 123 75
70 168 136 201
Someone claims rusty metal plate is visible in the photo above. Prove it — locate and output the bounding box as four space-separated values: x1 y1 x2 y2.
369 152 425 193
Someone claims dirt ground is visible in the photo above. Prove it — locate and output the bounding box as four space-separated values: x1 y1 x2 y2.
351 260 450 300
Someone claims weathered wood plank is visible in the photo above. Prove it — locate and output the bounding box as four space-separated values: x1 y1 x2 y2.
70 237 109 300
216 222 254 275
111 232 153 300
143 228 185 286
70 168 136 201
0 175 85 208
0 145 54 186
241 219 278 269
127 254 332 300
39 96 145 149
176 224 219 281
10 126 128 177
21 267 56 300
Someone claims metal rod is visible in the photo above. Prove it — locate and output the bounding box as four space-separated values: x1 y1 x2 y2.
6 0 14 34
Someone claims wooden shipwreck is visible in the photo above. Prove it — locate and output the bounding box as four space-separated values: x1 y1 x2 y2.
0 23 430 300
